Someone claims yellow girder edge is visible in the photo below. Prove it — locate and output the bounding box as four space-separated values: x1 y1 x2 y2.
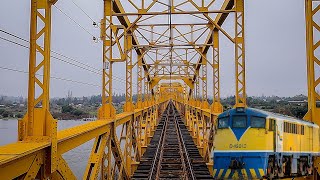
0 151 44 180
0 101 166 178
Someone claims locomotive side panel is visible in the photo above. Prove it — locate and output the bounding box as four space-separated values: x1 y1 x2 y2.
213 108 320 179
282 122 319 153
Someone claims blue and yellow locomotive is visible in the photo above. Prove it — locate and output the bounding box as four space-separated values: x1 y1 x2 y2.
213 107 319 179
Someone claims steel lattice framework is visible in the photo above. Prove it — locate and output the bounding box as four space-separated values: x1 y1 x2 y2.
0 0 317 179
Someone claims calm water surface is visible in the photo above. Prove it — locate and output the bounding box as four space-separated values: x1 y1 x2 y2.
0 119 94 179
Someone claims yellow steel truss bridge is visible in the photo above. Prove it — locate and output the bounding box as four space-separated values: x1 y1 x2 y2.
0 0 319 179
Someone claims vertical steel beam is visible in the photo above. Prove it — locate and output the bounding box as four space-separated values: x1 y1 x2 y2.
144 74 150 106
18 0 59 176
211 29 223 113
107 135 113 179
137 54 143 107
124 33 134 112
234 0 246 108
99 0 116 119
125 121 132 175
202 55 208 101
131 116 140 165
24 0 53 138
201 53 210 109
183 84 187 103
97 0 116 178
304 0 320 125
196 75 200 106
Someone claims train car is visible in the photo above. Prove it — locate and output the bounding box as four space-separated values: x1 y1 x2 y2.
213 107 319 179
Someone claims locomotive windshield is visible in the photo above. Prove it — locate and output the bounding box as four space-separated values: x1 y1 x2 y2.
218 117 229 128
251 116 266 128
232 116 247 128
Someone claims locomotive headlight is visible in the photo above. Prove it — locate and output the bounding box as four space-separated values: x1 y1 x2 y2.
236 107 245 112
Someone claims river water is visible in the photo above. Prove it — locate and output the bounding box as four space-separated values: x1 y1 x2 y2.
0 119 94 179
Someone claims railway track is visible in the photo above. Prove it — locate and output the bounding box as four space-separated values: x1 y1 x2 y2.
133 102 213 179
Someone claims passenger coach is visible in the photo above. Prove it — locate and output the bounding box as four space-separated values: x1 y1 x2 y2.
213 107 319 179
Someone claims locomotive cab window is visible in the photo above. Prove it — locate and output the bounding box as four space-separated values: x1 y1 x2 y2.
250 116 266 128
232 116 247 128
218 117 229 129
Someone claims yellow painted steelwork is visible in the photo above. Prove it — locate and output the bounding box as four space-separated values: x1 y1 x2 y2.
0 0 314 179
99 0 116 120
8 0 320 179
304 0 320 125
211 29 223 113
234 0 246 108
0 104 166 179
304 0 320 177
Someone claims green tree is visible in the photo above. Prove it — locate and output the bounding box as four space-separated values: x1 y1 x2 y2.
72 109 84 116
62 105 74 113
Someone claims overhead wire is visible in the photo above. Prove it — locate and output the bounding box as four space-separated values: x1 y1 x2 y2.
0 36 29 49
70 0 99 28
0 28 101 72
0 29 133 84
0 65 126 92
0 65 101 87
0 29 29 43
0 29 136 87
0 35 100 75
52 4 98 40
53 2 141 88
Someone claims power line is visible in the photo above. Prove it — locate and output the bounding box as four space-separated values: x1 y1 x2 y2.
0 65 101 87
0 28 101 72
70 0 99 27
0 65 126 92
0 29 136 87
53 4 98 39
52 56 102 75
0 35 101 75
0 36 29 48
0 29 29 43
51 50 100 71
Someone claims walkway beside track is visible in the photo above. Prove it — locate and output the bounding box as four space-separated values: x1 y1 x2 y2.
132 102 213 179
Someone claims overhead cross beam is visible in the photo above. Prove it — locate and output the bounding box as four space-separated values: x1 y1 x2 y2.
189 0 234 96
0 0 251 179
113 0 154 94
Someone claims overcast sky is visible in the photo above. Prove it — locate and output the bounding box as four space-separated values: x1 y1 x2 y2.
0 0 310 98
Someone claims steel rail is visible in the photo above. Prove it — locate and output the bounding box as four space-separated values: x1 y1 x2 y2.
174 114 189 179
148 111 168 180
176 114 196 180
148 103 196 179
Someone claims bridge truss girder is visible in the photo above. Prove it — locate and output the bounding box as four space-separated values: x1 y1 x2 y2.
0 0 251 179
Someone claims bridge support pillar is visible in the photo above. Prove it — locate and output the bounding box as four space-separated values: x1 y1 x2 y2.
17 0 76 178
304 0 320 177
211 29 223 113
234 0 247 108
